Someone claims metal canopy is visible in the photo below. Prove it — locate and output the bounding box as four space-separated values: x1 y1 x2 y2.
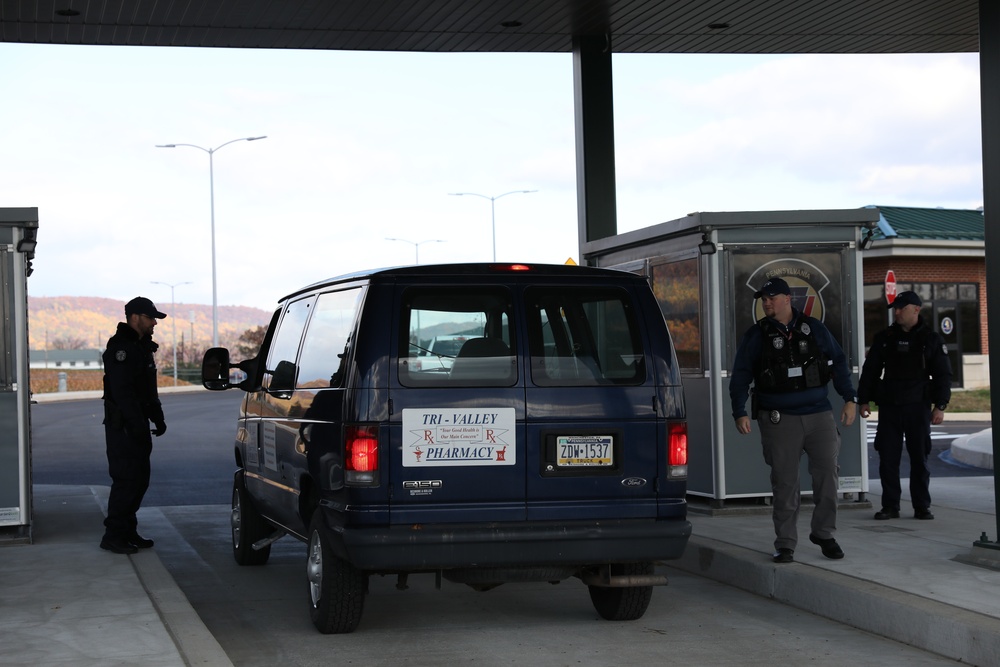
0 0 979 54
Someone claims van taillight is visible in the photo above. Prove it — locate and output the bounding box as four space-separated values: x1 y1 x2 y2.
345 425 379 485
667 422 688 480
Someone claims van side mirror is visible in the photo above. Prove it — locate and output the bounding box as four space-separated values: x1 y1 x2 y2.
203 348 260 392
202 347 232 390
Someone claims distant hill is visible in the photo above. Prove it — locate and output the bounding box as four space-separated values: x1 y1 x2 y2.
28 296 272 354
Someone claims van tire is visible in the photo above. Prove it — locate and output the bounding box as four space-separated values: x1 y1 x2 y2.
232 471 271 566
307 513 365 634
587 562 654 621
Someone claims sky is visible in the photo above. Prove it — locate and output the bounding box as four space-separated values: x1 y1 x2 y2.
0 44 983 312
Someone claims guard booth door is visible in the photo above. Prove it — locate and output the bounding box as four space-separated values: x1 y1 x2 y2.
720 244 865 499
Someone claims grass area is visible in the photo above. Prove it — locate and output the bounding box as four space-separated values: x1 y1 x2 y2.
31 369 191 394
948 387 991 413
868 387 991 413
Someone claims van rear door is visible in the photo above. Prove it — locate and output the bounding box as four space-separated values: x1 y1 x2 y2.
388 284 526 524
522 283 660 521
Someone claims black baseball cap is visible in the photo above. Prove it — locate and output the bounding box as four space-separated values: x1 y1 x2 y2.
754 277 791 299
124 296 167 319
889 290 922 309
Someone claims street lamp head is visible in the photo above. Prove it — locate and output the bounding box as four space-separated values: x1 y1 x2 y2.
155 144 177 148
247 136 267 142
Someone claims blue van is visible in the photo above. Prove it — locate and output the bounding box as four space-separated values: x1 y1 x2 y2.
202 263 691 633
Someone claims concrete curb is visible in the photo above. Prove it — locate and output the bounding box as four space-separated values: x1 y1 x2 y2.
950 428 995 470
131 549 235 667
31 385 207 403
673 535 1000 666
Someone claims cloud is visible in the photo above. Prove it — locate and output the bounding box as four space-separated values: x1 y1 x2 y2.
613 53 982 211
0 46 984 309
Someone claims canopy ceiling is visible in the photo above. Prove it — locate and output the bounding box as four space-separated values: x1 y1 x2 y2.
0 0 980 54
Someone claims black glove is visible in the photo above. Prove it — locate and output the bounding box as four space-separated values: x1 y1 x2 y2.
153 420 167 437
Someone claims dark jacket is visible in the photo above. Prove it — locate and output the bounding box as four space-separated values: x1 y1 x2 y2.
857 317 952 407
102 323 164 440
730 308 856 418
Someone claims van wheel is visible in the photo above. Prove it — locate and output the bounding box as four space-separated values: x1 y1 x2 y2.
587 562 654 621
231 471 271 566
306 513 365 634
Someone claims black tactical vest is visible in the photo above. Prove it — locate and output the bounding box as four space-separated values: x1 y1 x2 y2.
881 326 929 382
754 317 831 393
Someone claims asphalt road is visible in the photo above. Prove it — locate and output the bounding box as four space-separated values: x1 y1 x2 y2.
142 502 962 666
31 391 244 506
864 420 992 479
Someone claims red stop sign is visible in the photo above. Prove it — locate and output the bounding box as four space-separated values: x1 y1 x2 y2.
885 270 897 304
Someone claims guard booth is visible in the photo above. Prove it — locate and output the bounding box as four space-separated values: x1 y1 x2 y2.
582 209 878 506
1 208 38 540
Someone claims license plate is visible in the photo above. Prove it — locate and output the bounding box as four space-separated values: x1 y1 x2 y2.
557 435 613 467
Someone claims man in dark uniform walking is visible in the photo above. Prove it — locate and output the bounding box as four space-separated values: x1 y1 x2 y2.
100 296 168 554
730 278 857 564
858 290 952 521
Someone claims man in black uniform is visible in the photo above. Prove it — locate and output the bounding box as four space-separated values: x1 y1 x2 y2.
858 290 952 521
100 296 168 554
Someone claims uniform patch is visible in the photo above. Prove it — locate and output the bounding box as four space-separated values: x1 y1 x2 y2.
772 337 784 350
115 350 126 362
800 323 811 335
942 344 948 354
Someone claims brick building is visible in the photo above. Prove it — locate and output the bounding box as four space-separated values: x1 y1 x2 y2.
861 205 986 388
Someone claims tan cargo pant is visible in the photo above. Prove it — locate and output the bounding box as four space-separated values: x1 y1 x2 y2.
757 410 841 551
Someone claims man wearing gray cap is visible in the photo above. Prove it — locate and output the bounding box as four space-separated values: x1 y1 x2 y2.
99 296 168 554
858 290 952 521
730 277 857 564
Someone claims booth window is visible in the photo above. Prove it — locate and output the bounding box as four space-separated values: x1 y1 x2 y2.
650 258 702 372
862 280 979 387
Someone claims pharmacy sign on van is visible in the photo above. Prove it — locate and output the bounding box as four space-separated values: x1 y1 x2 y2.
402 408 516 466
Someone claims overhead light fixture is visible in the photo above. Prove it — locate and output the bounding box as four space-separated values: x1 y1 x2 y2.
500 20 523 28
55 8 81 17
17 239 37 253
707 22 730 30
860 229 875 251
698 233 716 255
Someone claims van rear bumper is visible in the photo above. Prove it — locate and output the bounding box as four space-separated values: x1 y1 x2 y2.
323 515 693 570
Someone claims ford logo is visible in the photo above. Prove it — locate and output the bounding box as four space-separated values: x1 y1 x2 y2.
621 477 647 488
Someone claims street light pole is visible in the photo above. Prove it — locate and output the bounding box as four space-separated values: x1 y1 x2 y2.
150 280 192 386
448 190 537 261
385 237 445 265
156 136 267 347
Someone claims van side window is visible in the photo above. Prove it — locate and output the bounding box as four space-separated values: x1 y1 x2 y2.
526 287 645 386
265 297 314 390
398 288 516 387
297 287 364 388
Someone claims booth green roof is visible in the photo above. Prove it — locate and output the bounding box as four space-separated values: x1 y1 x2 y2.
870 205 985 241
